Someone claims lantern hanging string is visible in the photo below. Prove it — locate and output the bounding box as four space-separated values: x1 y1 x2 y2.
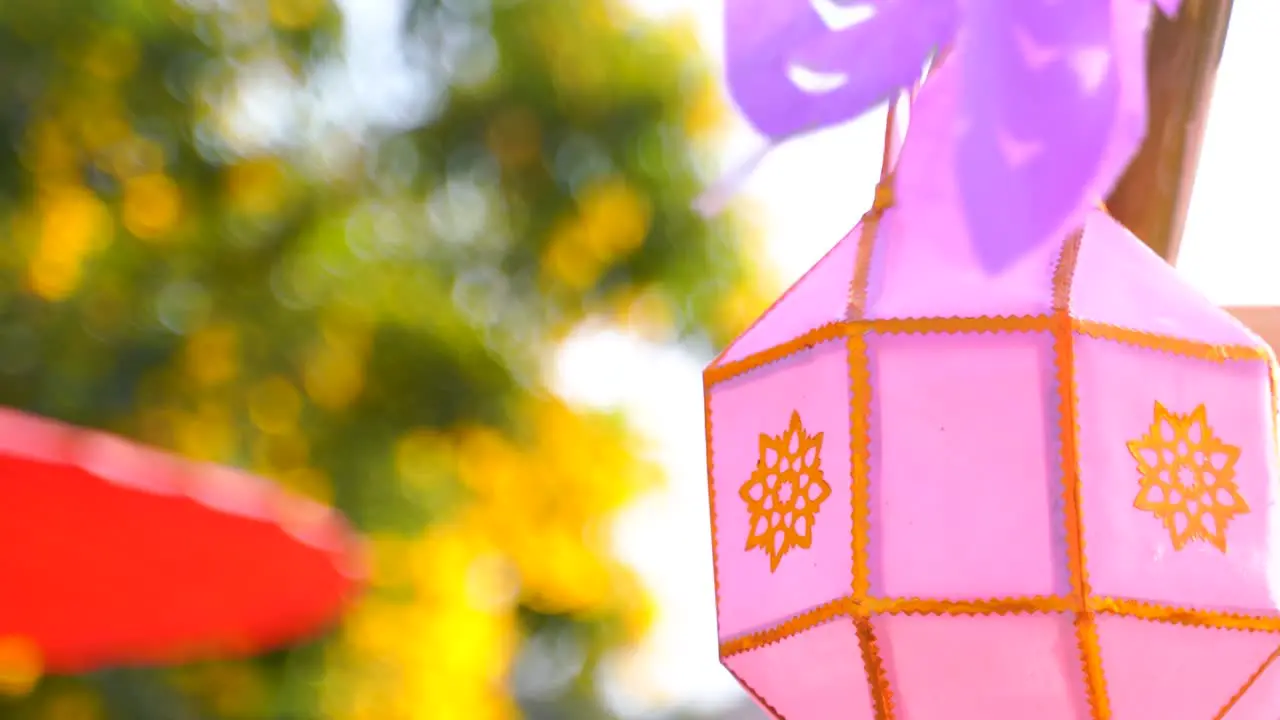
869 45 947 213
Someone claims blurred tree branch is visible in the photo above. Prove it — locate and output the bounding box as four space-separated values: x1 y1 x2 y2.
0 0 761 718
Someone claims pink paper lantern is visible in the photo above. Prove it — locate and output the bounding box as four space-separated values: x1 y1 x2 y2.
702 71 1280 717
704 196 1280 718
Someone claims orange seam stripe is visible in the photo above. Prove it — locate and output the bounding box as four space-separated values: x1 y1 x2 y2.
871 314 1054 335
719 597 859 658
849 331 873 602
1052 231 1082 310
1054 317 1089 599
717 595 1280 659
863 595 1075 616
1051 232 1110 720
705 322 845 387
847 190 893 720
705 317 1262 389
857 617 896 720
706 316 1050 388
1075 614 1110 720
1074 319 1268 363
702 380 722 637
1090 597 1280 633
846 183 892 320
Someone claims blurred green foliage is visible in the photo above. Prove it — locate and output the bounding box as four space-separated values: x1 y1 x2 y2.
0 0 776 718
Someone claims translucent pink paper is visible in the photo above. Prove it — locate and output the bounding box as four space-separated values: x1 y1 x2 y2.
704 41 1280 720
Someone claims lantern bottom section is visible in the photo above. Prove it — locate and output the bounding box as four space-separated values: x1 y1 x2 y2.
721 611 1280 720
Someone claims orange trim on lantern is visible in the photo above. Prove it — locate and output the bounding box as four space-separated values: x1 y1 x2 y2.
719 596 859 658
847 328 891 718
719 594 1280 659
1052 231 1083 311
847 180 894 320
1212 642 1280 720
863 595 1075 616
1074 319 1269 363
707 316 1052 388
710 303 1266 394
871 314 1054 336
849 332 873 601
1090 597 1280 633
705 323 846 387
720 594 1078 658
1053 316 1089 605
857 616 896 720
1075 613 1110 719
704 315 1267 390
703 384 723 635
1051 234 1113 720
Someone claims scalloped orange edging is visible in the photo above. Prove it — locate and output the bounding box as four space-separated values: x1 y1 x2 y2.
719 596 859 658
703 384 722 636
846 180 893 319
848 332 873 602
847 191 895 720
1074 319 1269 363
705 323 845 387
871 314 1054 336
1090 597 1280 633
1053 231 1083 310
849 330 891 719
863 595 1075 616
1051 235 1112 719
705 316 1266 390
857 616 896 720
719 594 1280 660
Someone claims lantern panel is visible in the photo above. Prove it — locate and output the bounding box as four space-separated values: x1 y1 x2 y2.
722 618 875 720
1094 615 1280 720
715 226 862 367
1074 336 1278 611
865 207 1062 321
866 329 1070 599
1067 212 1265 348
873 611 1088 720
708 340 854 638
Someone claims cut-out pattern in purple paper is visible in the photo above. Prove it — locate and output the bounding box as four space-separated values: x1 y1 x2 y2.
714 0 1179 274
724 0 958 140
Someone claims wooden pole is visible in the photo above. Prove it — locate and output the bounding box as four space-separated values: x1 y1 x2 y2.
1104 0 1235 264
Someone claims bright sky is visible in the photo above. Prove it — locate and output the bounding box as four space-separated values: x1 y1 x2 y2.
561 2 1280 717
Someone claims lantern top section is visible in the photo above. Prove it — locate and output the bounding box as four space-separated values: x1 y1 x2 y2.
712 203 1267 374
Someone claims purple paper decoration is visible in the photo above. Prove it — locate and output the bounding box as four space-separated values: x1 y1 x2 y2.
724 0 958 140
718 0 1190 271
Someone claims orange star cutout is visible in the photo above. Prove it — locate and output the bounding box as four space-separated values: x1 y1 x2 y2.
1128 402 1248 553
740 411 830 572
